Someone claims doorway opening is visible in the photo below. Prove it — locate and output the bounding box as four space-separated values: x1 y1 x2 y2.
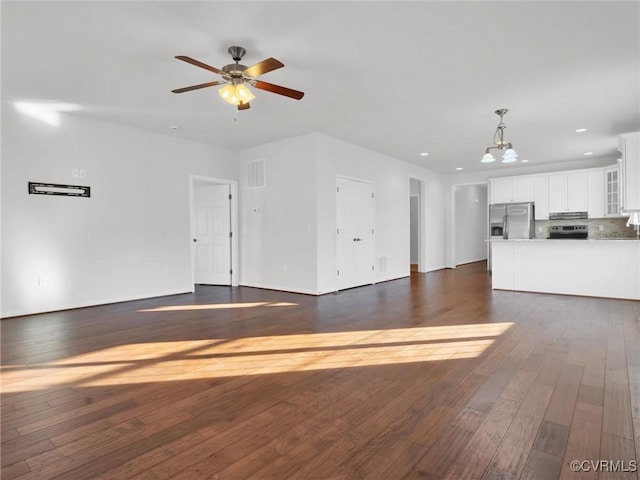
190 176 238 287
452 183 488 268
409 177 426 273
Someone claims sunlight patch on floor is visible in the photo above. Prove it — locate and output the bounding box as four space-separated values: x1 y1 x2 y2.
1 323 513 392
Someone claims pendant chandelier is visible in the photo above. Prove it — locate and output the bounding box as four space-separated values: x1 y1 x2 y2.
481 108 518 163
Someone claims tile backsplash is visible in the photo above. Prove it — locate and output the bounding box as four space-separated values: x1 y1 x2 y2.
535 217 638 239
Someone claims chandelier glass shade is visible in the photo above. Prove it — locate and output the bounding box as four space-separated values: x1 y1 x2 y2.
481 108 518 163
218 83 255 106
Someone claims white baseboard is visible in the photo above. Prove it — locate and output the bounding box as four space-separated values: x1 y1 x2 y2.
426 265 450 272
376 273 410 283
316 287 338 295
239 282 322 296
240 278 415 296
1 287 195 319
455 258 488 267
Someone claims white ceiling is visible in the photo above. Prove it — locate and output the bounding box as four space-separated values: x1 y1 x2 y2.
2 1 639 174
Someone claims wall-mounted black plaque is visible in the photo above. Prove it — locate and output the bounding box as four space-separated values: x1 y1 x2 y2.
28 182 91 197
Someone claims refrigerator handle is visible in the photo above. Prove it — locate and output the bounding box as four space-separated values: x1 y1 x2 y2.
503 214 509 239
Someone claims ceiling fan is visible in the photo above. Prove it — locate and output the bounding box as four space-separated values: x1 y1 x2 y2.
172 46 305 111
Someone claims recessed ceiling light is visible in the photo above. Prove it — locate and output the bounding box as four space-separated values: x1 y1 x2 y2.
521 159 529 163
420 152 429 156
584 152 594 156
456 167 463 171
575 128 587 133
170 125 181 130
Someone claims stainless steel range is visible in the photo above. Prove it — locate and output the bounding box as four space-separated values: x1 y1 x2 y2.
549 225 588 239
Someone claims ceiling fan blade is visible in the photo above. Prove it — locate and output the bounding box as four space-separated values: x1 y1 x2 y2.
175 55 223 75
253 80 305 100
171 81 224 94
243 57 284 78
238 102 251 111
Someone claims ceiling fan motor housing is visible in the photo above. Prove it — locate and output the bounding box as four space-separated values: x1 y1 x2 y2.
223 46 248 83
228 45 246 62
221 64 248 84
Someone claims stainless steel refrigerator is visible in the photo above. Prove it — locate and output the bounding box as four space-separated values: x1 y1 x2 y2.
490 202 535 240
488 202 535 270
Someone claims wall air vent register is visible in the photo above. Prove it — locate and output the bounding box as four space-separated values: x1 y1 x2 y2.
246 158 266 189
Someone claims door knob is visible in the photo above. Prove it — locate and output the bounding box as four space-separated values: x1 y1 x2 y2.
193 238 197 242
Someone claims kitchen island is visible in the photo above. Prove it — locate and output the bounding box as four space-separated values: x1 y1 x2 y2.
490 239 640 300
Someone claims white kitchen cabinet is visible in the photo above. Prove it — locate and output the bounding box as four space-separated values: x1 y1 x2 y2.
490 176 534 204
491 240 640 300
513 177 535 202
490 178 515 204
567 172 589 211
619 132 640 212
548 171 588 213
587 169 604 218
533 175 549 220
603 165 620 216
548 175 567 212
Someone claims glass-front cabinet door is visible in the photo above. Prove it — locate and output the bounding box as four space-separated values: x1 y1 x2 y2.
604 165 620 216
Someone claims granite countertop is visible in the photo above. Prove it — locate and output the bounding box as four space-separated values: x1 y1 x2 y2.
488 238 640 242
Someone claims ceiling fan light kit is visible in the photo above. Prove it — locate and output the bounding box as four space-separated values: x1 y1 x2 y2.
218 84 255 106
481 108 519 164
172 45 304 111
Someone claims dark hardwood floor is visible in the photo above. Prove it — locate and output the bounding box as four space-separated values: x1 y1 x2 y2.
1 262 639 479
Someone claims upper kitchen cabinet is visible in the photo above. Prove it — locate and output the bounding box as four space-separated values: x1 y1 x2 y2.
603 165 620 216
534 175 549 220
587 169 605 218
490 177 513 204
490 176 534 204
619 132 640 212
548 171 588 213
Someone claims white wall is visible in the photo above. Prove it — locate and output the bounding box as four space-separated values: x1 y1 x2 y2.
1 105 237 317
422 174 448 271
238 132 448 295
410 196 419 264
316 134 408 291
454 184 488 265
238 134 319 294
315 134 447 291
3 107 449 315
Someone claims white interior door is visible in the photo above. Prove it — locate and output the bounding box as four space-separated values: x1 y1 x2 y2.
193 183 231 285
336 177 375 290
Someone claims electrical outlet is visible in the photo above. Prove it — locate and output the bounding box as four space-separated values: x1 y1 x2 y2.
599 225 604 231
